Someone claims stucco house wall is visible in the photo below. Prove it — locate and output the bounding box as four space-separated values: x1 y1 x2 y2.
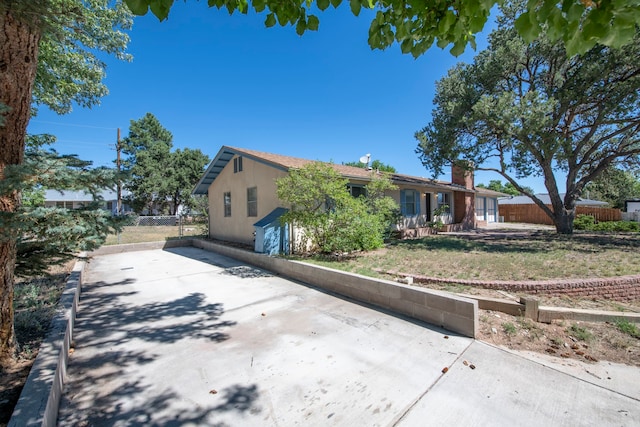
208 154 287 246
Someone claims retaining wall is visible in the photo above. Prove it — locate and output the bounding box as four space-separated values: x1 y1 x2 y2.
9 260 85 427
192 239 478 338
385 271 640 302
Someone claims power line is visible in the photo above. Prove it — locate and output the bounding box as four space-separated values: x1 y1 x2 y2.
30 120 118 130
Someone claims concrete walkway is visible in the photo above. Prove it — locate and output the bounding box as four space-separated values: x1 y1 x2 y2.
57 247 639 426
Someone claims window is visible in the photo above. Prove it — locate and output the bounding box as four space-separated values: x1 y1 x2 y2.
437 192 451 213
56 201 73 209
233 156 243 173
347 184 367 198
224 192 231 217
247 187 257 217
400 189 420 216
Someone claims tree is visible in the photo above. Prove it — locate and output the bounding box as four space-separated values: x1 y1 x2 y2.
2 138 123 278
476 180 533 196
121 113 173 214
344 159 396 173
164 148 210 215
415 3 640 234
584 166 640 209
0 1 131 365
126 0 640 57
121 114 210 215
276 162 397 253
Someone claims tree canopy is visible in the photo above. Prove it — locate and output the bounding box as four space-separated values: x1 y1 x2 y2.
584 166 640 209
476 180 532 196
343 159 396 173
121 113 210 215
415 3 640 234
125 0 640 57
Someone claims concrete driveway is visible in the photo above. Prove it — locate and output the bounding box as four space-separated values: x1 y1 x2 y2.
57 247 639 426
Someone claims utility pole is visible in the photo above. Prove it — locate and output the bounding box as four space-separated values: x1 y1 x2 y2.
116 128 122 215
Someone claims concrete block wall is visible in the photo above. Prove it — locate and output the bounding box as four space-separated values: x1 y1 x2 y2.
9 260 85 427
193 239 478 338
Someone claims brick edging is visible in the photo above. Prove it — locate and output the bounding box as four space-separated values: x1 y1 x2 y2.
376 269 640 301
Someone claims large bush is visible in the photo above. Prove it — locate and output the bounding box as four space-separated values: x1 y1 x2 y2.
276 162 398 254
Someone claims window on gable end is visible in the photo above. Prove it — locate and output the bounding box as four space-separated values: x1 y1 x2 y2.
233 156 243 173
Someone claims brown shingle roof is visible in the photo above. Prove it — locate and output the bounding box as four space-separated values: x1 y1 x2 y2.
193 146 474 194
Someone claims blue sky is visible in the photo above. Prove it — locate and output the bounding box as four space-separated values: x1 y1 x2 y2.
27 2 548 192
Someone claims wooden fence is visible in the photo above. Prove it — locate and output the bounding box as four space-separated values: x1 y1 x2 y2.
499 204 621 225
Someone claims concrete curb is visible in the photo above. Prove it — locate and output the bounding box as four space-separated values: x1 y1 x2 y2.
9 258 85 427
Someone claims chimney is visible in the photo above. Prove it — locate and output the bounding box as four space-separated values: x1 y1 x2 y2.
451 161 474 190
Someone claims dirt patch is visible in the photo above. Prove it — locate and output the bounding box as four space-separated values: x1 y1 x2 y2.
0 262 73 426
478 309 640 367
410 282 640 367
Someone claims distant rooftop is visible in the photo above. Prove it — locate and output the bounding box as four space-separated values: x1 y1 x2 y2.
498 193 608 206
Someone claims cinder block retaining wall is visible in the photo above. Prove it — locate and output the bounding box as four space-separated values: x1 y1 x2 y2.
9 260 85 427
389 272 640 302
192 239 478 338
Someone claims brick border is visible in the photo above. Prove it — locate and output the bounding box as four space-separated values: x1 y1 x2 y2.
377 270 640 301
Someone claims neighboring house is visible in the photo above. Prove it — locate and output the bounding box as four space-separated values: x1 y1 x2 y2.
498 193 609 208
44 189 132 215
193 146 499 254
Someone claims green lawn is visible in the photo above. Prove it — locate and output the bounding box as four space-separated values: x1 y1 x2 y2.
299 232 640 281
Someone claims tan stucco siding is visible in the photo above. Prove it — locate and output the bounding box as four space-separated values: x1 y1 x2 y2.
208 155 288 245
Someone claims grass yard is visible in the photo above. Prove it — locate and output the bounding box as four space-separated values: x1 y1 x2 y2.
301 231 640 281
104 225 207 245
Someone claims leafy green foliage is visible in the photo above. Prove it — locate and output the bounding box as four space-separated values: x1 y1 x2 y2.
614 319 640 339
125 0 640 57
120 113 208 215
584 167 640 209
476 180 532 196
427 204 449 233
27 0 133 115
573 215 639 232
415 3 640 234
276 162 398 253
344 159 396 173
0 138 124 277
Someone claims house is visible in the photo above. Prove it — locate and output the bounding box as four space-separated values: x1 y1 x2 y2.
193 146 499 253
498 193 609 208
44 189 132 215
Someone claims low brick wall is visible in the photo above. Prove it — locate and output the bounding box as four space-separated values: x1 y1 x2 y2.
385 271 640 302
192 239 478 338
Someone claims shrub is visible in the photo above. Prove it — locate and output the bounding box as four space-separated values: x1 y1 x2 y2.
614 319 640 339
573 215 639 232
568 324 593 342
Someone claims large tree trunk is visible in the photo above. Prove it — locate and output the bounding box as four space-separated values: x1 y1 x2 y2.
0 9 41 367
553 208 576 234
